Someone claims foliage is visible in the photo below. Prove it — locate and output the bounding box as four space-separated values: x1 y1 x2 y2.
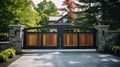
0 53 9 62
0 48 16 62
104 45 120 56
71 0 99 27
10 47 21 54
0 0 40 32
38 14 49 27
35 0 59 27
2 48 16 58
76 0 120 29
36 0 59 16
98 0 120 29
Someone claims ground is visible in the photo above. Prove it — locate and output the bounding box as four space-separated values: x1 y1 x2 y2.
6 49 120 67
0 55 21 67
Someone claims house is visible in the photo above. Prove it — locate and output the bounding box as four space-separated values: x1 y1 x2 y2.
48 12 78 32
48 13 71 32
48 13 71 26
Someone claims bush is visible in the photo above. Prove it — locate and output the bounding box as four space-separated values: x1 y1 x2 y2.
104 45 113 53
10 47 20 54
7 48 16 58
0 48 16 62
0 53 9 62
2 48 16 58
2 50 11 58
104 45 120 56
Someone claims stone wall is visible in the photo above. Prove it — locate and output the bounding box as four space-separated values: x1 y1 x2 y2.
0 42 11 51
106 30 120 45
9 24 23 53
95 25 120 51
95 25 110 51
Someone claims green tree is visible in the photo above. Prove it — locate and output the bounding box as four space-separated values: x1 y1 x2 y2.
99 0 120 29
36 0 59 16
0 0 40 32
0 0 15 32
74 0 120 29
71 0 99 27
35 0 59 26
39 14 49 27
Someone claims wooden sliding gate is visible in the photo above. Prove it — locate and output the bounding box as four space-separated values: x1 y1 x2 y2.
23 26 96 49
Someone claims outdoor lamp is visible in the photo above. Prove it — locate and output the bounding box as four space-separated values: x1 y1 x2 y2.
14 20 20 25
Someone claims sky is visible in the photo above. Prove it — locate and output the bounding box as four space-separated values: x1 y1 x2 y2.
32 0 65 8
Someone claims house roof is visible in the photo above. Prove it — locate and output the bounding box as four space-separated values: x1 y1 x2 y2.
49 16 62 22
49 13 68 22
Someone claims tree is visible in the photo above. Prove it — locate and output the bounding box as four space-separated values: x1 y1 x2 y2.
0 0 40 32
99 0 120 29
75 0 120 29
72 0 99 27
61 0 120 29
36 0 59 16
38 14 49 27
60 0 78 23
0 0 15 32
35 0 59 26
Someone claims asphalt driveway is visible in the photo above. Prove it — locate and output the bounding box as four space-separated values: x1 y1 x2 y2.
8 49 120 67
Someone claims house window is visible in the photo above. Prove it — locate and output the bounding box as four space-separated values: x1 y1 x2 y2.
63 18 68 23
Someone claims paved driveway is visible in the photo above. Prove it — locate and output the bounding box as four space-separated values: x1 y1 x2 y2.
8 50 120 67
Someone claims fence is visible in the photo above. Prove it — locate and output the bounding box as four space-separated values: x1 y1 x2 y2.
0 32 10 51
0 32 9 41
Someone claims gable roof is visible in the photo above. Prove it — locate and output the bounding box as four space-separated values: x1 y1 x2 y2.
49 13 68 22
49 16 62 22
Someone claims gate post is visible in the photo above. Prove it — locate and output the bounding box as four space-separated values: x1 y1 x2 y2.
95 25 109 51
9 20 23 54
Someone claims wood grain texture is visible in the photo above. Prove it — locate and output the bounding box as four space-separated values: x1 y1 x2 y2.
42 34 57 46
79 34 93 46
27 34 41 46
64 34 78 46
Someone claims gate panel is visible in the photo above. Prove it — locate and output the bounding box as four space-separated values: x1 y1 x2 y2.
79 34 93 46
43 34 57 46
26 34 41 46
64 34 78 46
24 26 96 49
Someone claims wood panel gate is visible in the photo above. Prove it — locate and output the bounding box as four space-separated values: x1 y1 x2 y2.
23 26 96 49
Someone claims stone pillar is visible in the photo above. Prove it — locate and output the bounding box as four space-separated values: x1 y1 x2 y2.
9 24 23 53
95 25 110 51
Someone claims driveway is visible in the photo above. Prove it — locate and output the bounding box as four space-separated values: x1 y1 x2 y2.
8 49 120 67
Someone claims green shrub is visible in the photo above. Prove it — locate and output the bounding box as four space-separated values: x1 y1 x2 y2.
2 50 11 58
112 46 119 54
0 53 9 62
1 48 16 58
116 47 120 56
104 45 113 53
8 48 16 57
0 48 17 62
10 47 20 54
104 45 120 56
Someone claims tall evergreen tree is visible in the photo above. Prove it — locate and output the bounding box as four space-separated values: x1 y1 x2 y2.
74 0 120 29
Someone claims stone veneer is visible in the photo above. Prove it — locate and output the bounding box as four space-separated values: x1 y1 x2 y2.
9 24 23 53
95 25 110 51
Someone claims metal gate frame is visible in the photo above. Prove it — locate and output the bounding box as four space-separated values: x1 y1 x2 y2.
23 25 96 49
